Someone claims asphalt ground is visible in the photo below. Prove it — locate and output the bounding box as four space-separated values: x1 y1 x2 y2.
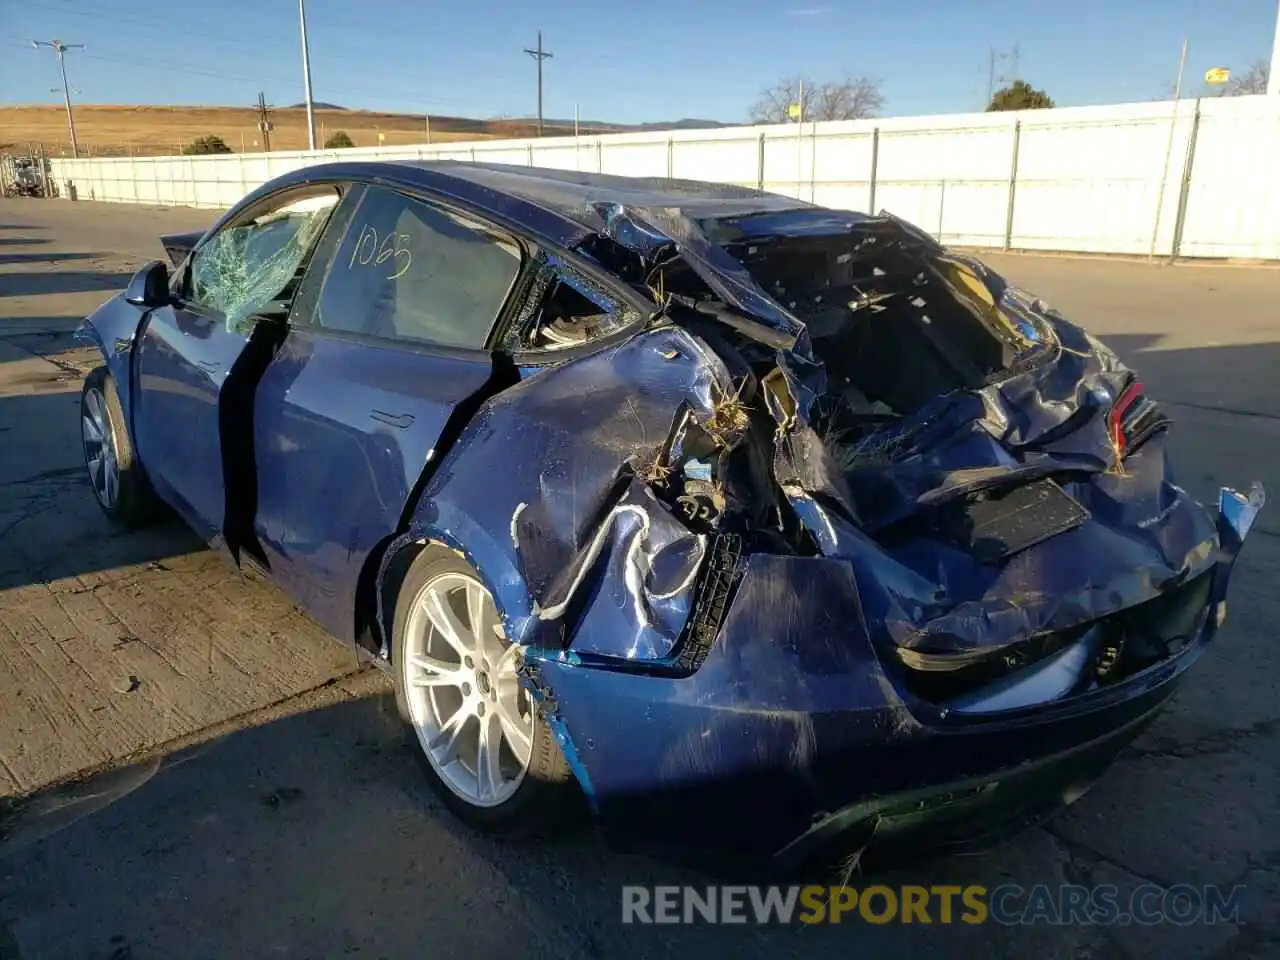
0 198 1276 959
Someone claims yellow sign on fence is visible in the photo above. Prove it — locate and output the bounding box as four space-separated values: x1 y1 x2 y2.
1204 67 1230 85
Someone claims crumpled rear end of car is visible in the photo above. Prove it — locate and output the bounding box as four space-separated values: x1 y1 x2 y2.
392 200 1265 862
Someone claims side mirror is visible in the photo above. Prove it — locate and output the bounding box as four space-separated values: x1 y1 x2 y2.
124 260 172 309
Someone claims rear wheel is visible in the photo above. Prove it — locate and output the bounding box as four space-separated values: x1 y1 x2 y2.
81 367 161 527
391 548 575 834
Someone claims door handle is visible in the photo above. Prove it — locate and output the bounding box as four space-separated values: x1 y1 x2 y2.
370 410 415 429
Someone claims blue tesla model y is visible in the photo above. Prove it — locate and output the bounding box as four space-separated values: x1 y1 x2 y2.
77 161 1263 866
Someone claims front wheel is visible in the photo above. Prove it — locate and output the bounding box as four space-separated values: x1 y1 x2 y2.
81 367 161 527
391 548 576 835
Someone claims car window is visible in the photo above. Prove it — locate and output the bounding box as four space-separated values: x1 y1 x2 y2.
188 189 339 331
314 186 522 349
509 253 645 351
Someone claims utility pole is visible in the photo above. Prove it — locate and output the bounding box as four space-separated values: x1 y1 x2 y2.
298 0 317 150
1269 0 1280 95
985 45 1020 107
32 40 84 158
523 31 553 137
1150 38 1189 259
257 92 273 152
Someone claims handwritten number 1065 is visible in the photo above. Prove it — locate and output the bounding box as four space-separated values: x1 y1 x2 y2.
348 224 412 280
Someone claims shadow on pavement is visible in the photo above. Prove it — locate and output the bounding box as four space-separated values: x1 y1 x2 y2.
0 251 99 267
0 267 133 298
0 332 201 590
0 237 47 248
0 686 1066 960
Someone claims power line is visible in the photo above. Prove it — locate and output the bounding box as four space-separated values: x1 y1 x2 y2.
523 31 553 137
985 44 1021 106
36 0 283 50
32 39 84 157
70 49 471 111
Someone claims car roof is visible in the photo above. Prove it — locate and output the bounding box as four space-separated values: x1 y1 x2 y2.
268 160 817 246
396 160 810 223
250 159 875 347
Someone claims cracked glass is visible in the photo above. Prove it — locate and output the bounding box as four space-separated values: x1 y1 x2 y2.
189 190 339 332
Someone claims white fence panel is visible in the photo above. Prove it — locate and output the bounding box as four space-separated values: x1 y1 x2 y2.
1012 107 1183 254
530 142 587 171
46 95 1280 260
672 134 758 187
810 130 874 213
599 139 669 178
1179 97 1280 259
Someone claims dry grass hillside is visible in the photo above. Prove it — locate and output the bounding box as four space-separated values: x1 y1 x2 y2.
0 104 588 157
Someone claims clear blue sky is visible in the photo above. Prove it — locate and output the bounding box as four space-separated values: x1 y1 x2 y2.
2 0 1276 122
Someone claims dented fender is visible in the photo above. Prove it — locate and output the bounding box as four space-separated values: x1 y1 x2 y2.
74 295 149 426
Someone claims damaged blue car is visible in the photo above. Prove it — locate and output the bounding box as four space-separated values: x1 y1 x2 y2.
77 162 1264 866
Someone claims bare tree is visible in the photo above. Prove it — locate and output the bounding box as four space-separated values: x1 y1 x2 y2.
1225 60 1270 96
749 75 884 123
814 76 885 121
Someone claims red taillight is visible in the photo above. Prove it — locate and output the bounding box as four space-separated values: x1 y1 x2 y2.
1107 379 1169 460
1107 380 1144 457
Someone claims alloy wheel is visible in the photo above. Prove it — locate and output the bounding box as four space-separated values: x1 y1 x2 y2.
401 571 536 807
82 386 119 510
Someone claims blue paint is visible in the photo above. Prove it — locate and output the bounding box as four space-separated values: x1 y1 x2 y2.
252 327 492 640
75 160 1264 861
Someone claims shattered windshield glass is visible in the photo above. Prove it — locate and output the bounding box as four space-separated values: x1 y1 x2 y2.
191 191 339 332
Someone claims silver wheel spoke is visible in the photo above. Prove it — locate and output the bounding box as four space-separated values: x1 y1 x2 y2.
476 713 504 800
465 579 511 666
87 453 103 489
82 414 103 443
103 458 118 505
422 590 473 658
429 706 468 765
409 654 464 686
465 579 487 636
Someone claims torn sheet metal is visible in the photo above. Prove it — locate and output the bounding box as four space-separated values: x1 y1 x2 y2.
406 326 734 662
775 319 1227 666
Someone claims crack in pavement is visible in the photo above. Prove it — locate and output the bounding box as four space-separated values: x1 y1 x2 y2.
1043 822 1180 891
1122 717 1279 762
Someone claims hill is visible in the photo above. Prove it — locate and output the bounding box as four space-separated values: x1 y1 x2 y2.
0 104 561 157
0 104 727 158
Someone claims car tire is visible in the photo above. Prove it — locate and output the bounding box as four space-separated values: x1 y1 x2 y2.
390 547 576 836
80 366 162 527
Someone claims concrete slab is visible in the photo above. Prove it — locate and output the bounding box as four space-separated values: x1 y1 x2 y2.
0 200 359 797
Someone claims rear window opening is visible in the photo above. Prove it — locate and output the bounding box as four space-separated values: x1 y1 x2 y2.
655 215 1045 461
722 229 1033 429
511 255 644 352
531 276 619 348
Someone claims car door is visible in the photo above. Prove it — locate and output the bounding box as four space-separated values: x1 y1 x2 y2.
132 185 341 542
249 184 526 643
